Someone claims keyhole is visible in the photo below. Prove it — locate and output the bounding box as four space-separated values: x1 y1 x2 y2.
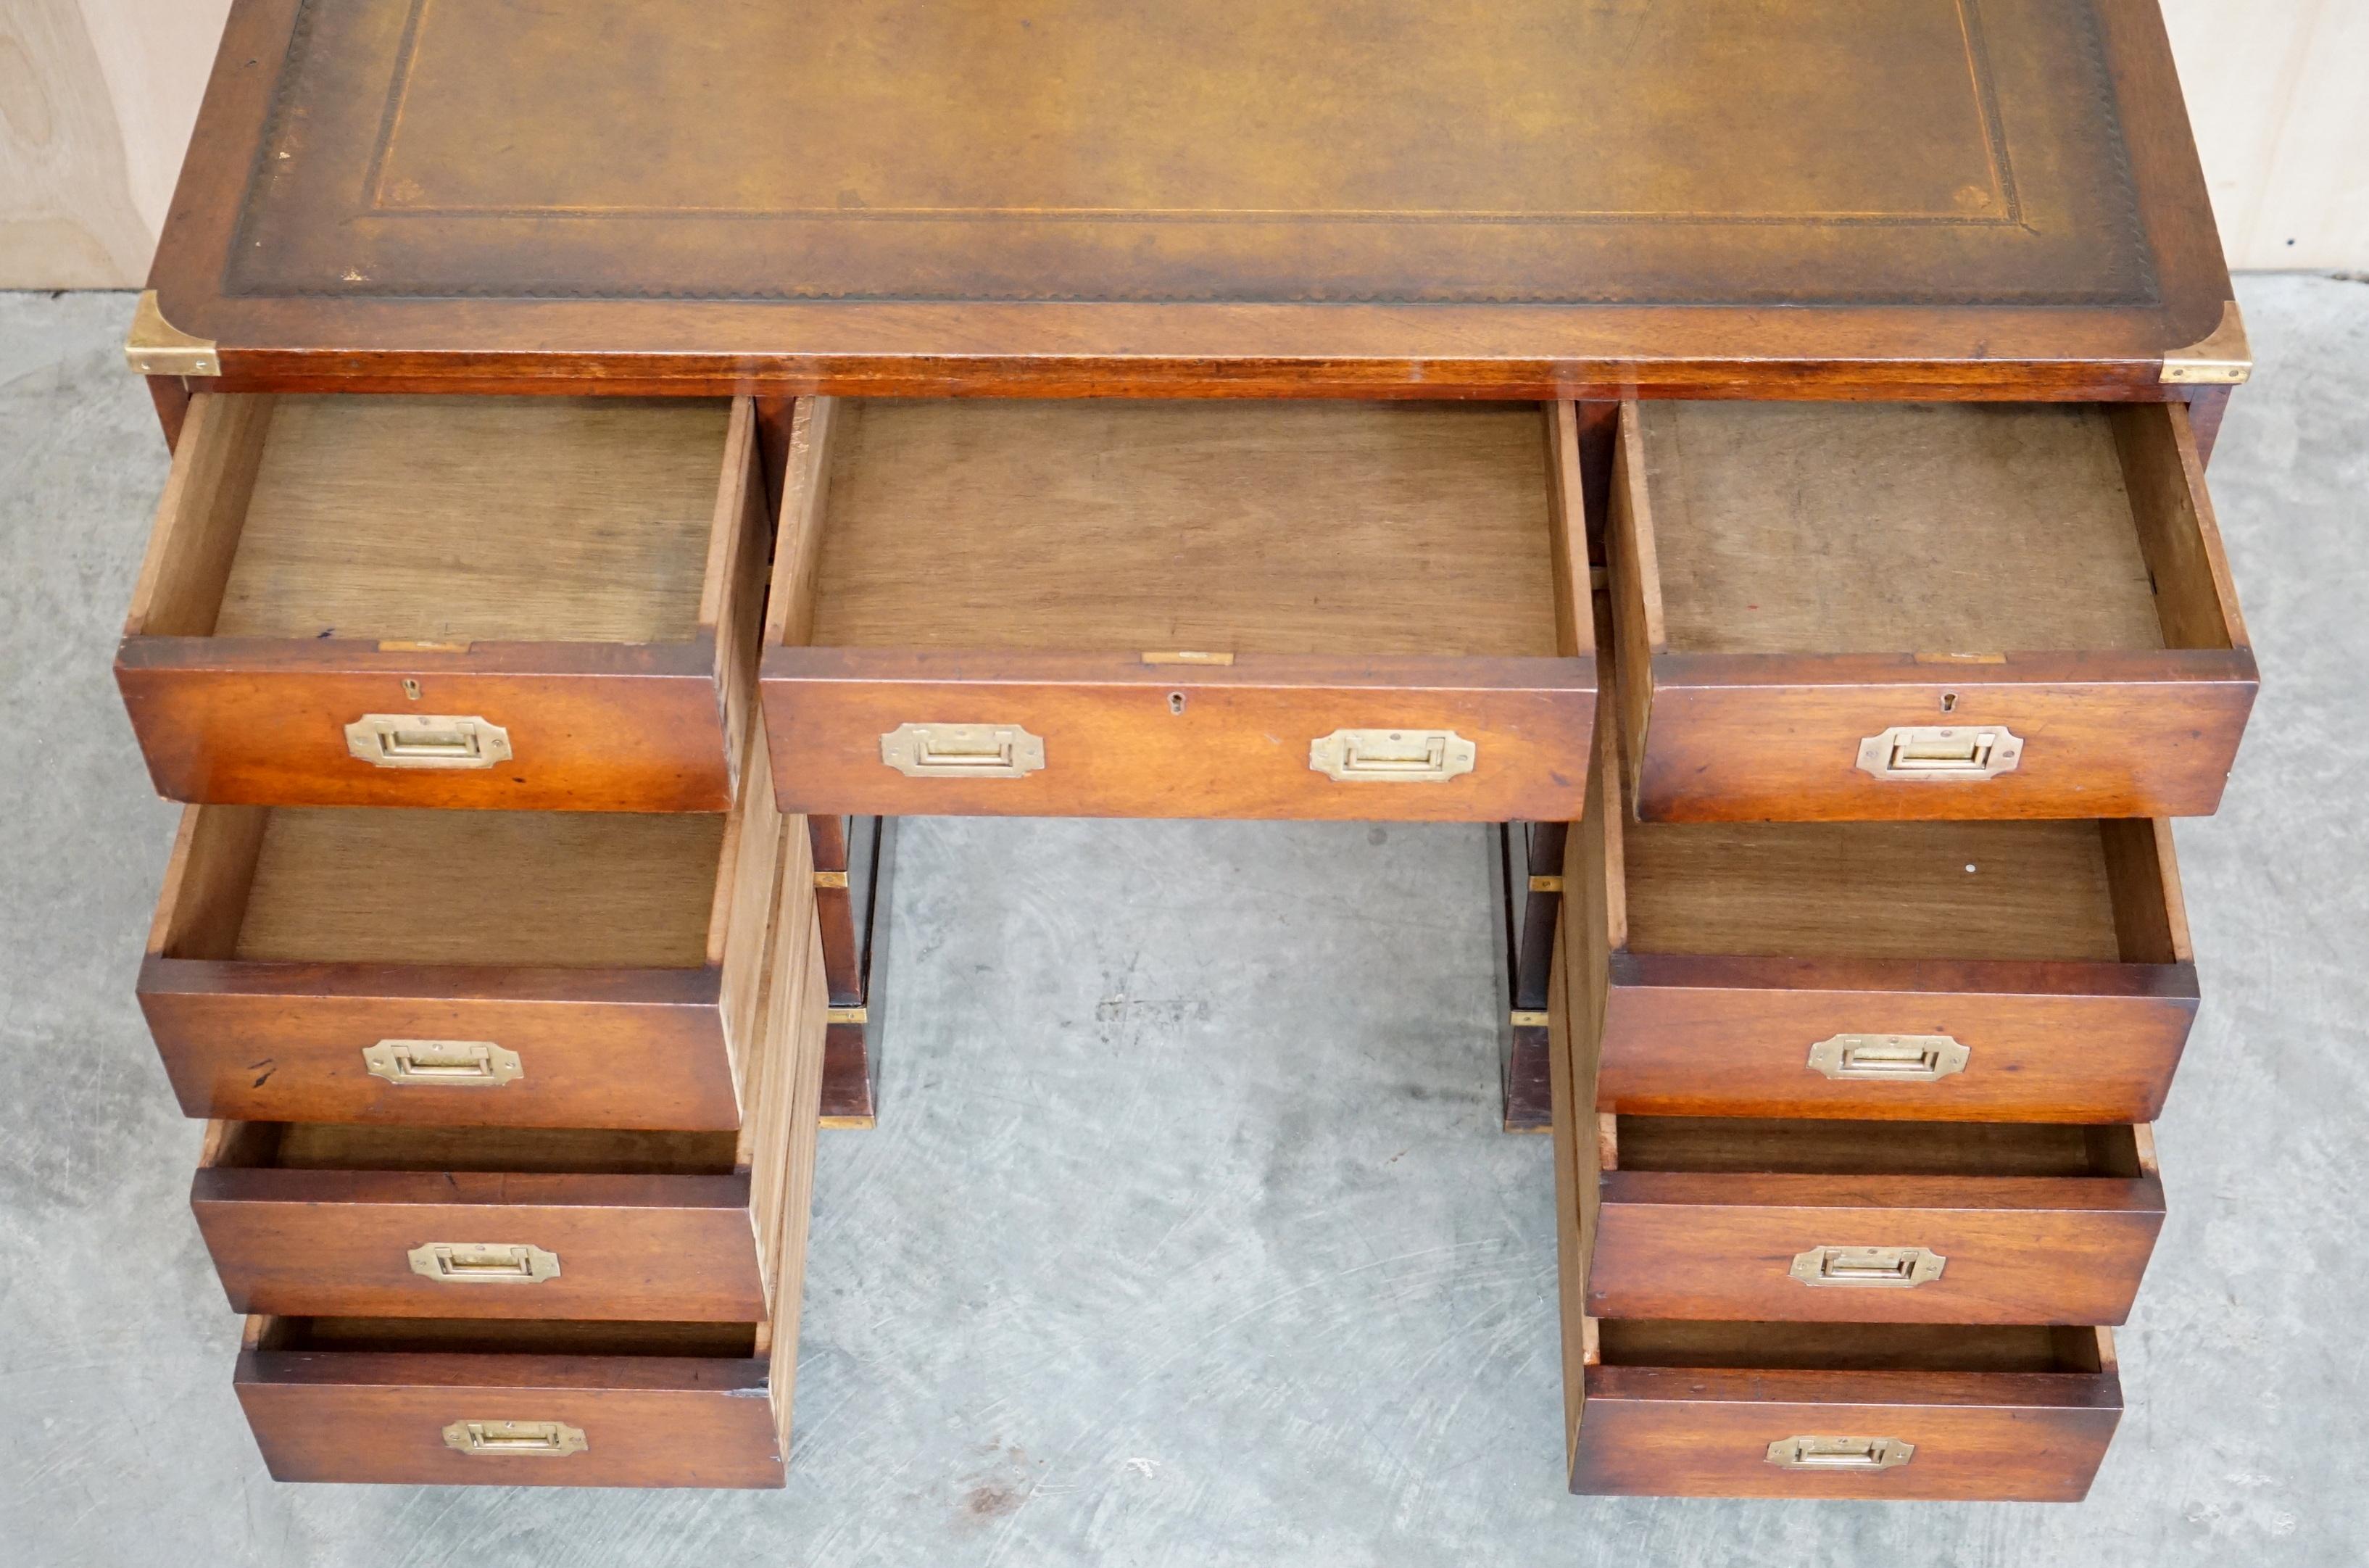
1938 691 1958 714
402 679 423 702
1168 692 1186 715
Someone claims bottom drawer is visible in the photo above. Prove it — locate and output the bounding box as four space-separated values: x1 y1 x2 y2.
236 1315 791 1488
1571 1319 2122 1501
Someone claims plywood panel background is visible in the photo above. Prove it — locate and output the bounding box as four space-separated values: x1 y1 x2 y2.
1 0 230 288
2163 0 2369 272
0 0 2360 286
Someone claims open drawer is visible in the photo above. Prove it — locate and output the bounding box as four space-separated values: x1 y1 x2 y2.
1606 399 2255 821
759 399 1594 821
116 393 769 811
236 1316 793 1488
1587 1115 2162 1326
191 824 820 1320
139 722 790 1131
1567 1319 2123 1501
229 854 829 1485
1572 686 2197 1125
1548 979 2123 1498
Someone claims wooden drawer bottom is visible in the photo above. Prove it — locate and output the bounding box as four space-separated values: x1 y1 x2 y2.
1572 1320 2122 1500
236 1316 789 1488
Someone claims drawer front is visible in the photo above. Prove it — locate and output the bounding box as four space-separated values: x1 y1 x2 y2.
1601 957 2196 1123
236 1351 783 1488
1572 1366 2120 1501
762 649 1593 821
116 648 735 811
194 1171 765 1321
140 961 737 1130
1590 1174 2164 1324
1631 653 2257 822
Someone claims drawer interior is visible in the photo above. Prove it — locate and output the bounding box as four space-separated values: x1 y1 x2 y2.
135 395 733 644
1622 816 2180 964
1609 1116 2147 1178
1635 402 2233 657
202 1121 741 1176
249 1314 759 1357
1596 1319 2107 1375
800 399 1567 656
156 806 725 967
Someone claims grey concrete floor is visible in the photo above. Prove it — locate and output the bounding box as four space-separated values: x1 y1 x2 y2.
2 277 2365 1567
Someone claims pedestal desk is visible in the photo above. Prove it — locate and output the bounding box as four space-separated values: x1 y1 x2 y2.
117 0 2255 1497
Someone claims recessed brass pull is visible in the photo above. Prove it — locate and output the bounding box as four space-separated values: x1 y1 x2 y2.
879 723 1045 779
1789 1245 1946 1288
1806 1034 1969 1082
1856 723 2020 781
344 714 512 770
408 1243 562 1283
1765 1436 1914 1471
363 1040 521 1087
1308 729 1477 784
441 1420 586 1457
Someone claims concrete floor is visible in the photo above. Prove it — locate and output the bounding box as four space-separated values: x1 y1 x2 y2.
2 276 2365 1567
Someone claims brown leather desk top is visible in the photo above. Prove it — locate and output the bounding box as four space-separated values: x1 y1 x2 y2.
145 0 2239 397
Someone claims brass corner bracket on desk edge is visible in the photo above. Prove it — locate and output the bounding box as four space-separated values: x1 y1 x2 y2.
2160 300 2252 386
124 290 220 378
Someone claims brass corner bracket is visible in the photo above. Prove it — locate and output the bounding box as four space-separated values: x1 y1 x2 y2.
123 290 220 378
2160 300 2251 386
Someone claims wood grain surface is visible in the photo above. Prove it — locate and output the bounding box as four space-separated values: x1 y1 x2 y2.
140 718 787 1129
234 1337 785 1488
1590 1118 2164 1324
1575 666 2199 1123
188 814 813 1320
1608 399 2257 821
1572 1357 2121 1501
144 0 2233 394
116 393 765 810
811 400 1561 657
763 397 1593 819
